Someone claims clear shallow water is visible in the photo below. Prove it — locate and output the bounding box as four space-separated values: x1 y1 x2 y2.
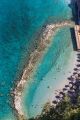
0 0 72 119
22 26 77 118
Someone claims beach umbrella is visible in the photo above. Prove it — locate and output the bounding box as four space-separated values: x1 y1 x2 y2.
77 59 80 62
76 78 80 81
68 90 75 95
77 70 80 74
67 77 72 80
77 53 80 56
68 84 73 88
65 85 70 88
77 52 80 56
73 72 78 75
78 73 80 76
69 75 76 80
55 95 61 99
69 81 75 85
67 76 74 81
71 75 77 79
68 77 75 83
74 74 77 77
59 93 64 98
59 91 65 96
72 85 77 90
78 54 80 56
77 68 80 71
65 84 71 89
68 90 75 96
76 64 80 67
52 100 57 104
70 87 75 91
63 88 67 91
76 71 80 75
77 56 80 59
71 79 76 83
74 68 79 71
62 88 68 93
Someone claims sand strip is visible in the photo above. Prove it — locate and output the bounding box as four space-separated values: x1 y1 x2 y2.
13 20 74 119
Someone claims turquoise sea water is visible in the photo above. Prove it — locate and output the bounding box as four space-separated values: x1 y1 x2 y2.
0 0 73 119
22 27 77 118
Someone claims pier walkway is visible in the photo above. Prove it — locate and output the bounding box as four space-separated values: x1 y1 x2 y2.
75 25 80 50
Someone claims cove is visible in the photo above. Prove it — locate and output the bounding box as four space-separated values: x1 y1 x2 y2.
22 26 77 119
0 0 72 119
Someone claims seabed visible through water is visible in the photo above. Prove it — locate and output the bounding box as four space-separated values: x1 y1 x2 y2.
0 0 76 119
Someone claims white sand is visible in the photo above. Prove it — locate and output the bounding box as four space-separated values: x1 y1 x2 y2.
14 20 75 118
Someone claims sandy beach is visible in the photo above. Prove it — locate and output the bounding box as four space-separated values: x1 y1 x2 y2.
13 20 75 119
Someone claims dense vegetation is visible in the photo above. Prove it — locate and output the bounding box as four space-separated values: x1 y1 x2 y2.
29 95 80 120
28 73 80 120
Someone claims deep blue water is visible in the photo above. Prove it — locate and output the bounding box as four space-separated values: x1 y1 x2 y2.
0 0 72 119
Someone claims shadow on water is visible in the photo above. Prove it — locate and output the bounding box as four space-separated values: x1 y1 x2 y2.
69 0 78 24
46 0 78 51
70 28 77 50
69 0 78 51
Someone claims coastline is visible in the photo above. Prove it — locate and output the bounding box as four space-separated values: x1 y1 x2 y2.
13 20 75 120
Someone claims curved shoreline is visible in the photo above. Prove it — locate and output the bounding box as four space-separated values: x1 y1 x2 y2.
13 20 75 119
